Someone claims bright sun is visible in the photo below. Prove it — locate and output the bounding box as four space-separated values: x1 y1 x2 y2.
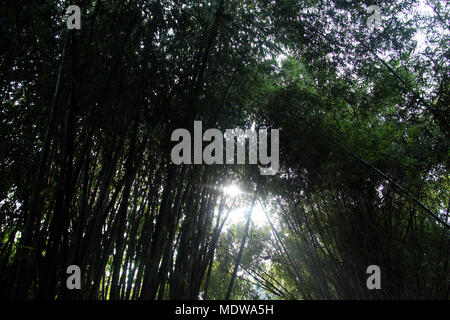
223 185 242 197
222 184 269 228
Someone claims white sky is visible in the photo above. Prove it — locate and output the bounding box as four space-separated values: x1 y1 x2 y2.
224 201 268 229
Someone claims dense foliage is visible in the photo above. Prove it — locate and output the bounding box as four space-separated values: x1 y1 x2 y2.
0 0 448 299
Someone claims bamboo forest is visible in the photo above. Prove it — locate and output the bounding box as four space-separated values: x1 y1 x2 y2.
0 0 449 301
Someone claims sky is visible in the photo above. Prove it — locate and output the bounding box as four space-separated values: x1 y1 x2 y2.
221 184 270 229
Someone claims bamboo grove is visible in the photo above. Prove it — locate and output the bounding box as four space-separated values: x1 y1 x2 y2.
1 0 449 300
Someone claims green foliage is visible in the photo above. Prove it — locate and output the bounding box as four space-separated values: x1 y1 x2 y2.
0 0 448 300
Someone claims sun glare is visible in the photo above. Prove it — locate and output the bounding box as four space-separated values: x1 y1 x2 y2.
222 184 269 228
223 185 242 197
224 203 268 228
